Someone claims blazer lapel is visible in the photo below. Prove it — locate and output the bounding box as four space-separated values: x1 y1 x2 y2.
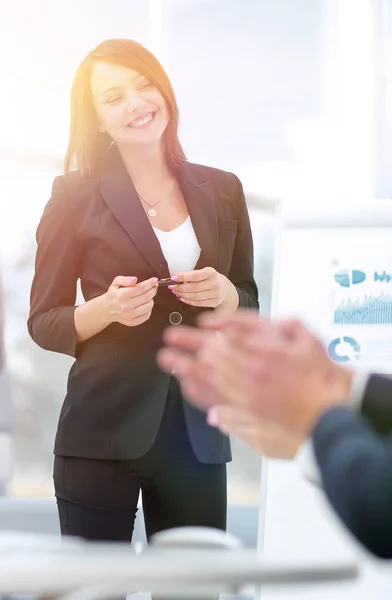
99 148 219 278
99 147 170 278
178 163 218 271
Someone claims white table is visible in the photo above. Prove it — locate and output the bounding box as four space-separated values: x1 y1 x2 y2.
0 532 359 598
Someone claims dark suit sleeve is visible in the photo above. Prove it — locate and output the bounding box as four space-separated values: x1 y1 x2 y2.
28 176 80 357
312 406 392 559
229 175 259 309
361 374 392 435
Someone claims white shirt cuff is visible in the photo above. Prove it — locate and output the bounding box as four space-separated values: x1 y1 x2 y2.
296 370 370 486
296 440 321 486
347 369 370 411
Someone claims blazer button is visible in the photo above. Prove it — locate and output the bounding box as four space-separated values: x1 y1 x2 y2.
169 311 183 326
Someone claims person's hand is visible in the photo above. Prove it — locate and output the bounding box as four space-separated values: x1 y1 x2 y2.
157 311 267 409
158 321 261 407
199 312 354 435
105 275 158 327
207 405 303 459
168 267 239 310
158 310 354 436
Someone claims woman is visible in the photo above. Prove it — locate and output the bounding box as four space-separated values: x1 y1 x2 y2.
28 39 258 543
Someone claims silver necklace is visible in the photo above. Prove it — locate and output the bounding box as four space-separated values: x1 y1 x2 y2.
138 182 177 217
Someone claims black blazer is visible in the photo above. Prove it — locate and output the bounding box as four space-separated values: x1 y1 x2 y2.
28 147 259 463
312 374 392 558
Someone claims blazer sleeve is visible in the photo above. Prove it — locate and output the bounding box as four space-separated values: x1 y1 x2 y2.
228 175 259 310
27 176 80 357
361 374 392 436
312 406 392 559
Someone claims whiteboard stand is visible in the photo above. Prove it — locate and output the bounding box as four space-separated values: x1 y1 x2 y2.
255 208 283 600
256 202 392 599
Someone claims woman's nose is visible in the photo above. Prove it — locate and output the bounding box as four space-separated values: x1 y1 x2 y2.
125 89 146 112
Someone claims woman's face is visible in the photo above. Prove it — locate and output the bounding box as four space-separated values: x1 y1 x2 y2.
91 61 170 149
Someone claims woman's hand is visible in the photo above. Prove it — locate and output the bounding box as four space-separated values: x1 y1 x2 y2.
169 267 239 311
105 275 158 327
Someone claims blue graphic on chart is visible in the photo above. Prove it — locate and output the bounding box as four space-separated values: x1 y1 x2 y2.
333 266 392 325
330 262 392 370
328 337 361 362
334 293 392 325
334 268 366 288
327 333 392 369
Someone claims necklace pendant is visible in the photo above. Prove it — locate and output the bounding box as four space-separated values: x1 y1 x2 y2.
148 208 157 217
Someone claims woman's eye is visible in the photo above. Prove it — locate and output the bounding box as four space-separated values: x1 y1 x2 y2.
139 81 152 90
106 96 121 105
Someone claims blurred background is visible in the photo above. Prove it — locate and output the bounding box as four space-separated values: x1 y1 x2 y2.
0 0 388 509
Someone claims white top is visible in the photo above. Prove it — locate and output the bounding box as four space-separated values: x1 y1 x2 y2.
153 216 201 275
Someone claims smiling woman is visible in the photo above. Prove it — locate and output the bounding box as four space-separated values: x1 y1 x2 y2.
28 38 259 546
64 39 184 177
